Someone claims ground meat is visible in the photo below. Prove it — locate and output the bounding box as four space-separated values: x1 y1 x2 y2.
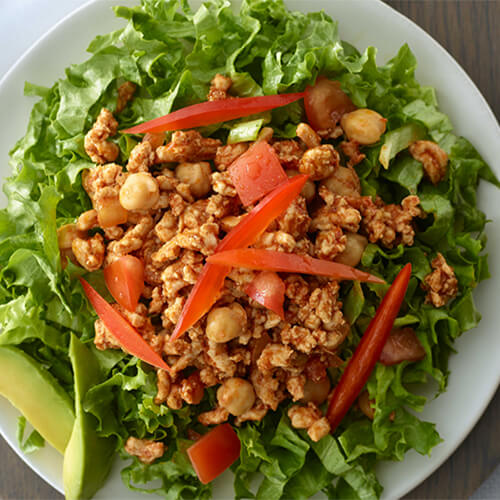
197 406 229 425
161 250 203 301
307 417 331 442
423 252 458 307
84 108 119 164
154 369 172 405
312 187 361 233
124 437 165 464
214 143 248 171
286 374 306 401
76 209 98 232
299 145 339 180
211 171 237 197
235 400 269 425
272 140 304 169
257 344 294 372
315 227 346 260
94 317 121 351
296 122 321 149
253 231 296 253
156 130 221 163
409 140 448 185
207 74 232 101
353 194 422 248
72 233 105 271
288 402 321 428
276 196 310 238
340 140 366 167
127 141 155 173
116 81 137 113
82 163 125 204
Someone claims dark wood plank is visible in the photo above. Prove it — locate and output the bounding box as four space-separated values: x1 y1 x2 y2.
0 1 498 500
384 1 500 498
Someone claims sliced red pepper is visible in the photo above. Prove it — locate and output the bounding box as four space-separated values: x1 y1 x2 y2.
326 263 412 432
122 92 305 134
170 175 308 341
187 423 241 484
245 271 285 319
207 249 384 284
80 278 170 371
103 255 145 312
228 140 287 206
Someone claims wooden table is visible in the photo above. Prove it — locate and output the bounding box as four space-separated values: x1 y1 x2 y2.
0 1 498 498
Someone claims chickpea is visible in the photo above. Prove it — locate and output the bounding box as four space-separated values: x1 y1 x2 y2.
217 378 255 416
321 166 361 197
301 376 331 406
340 109 387 145
175 162 212 199
205 303 247 343
57 224 80 250
335 233 368 267
286 169 316 202
119 172 160 211
95 196 128 228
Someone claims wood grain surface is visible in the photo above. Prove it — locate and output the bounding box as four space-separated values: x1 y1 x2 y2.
0 1 498 499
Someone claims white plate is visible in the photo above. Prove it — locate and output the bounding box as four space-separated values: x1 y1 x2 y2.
0 1 499 499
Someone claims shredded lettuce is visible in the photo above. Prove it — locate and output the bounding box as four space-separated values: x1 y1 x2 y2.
1 0 498 499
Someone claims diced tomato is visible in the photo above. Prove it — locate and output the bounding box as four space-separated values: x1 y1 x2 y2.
304 77 356 132
228 141 287 206
379 327 426 366
207 248 384 284
122 92 305 134
326 263 412 432
245 271 285 319
103 255 144 312
79 278 170 371
187 423 241 484
170 175 308 341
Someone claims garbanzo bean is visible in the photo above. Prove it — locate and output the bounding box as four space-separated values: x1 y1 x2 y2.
175 162 212 199
217 377 255 416
321 166 361 197
335 233 368 267
302 376 331 405
286 169 316 202
205 303 247 343
119 172 160 211
340 109 387 145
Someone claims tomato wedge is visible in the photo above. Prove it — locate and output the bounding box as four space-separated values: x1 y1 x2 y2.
379 327 426 366
170 175 308 341
187 423 241 484
304 77 356 132
228 141 287 206
80 278 170 371
326 263 412 432
207 249 384 284
246 271 285 319
122 92 305 134
103 255 144 312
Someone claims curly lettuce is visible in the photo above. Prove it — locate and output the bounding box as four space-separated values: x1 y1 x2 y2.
1 0 498 499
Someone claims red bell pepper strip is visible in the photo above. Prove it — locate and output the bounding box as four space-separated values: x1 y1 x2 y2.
170 175 308 341
207 249 385 284
228 140 287 206
121 92 305 135
326 263 412 432
245 271 285 319
187 423 241 484
80 278 170 372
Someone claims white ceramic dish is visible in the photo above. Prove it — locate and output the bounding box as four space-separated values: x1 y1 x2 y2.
0 0 499 498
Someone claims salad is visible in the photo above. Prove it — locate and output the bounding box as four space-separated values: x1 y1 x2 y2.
1 0 499 499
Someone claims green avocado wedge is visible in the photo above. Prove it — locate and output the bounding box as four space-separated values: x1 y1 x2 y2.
0 346 74 454
63 335 116 500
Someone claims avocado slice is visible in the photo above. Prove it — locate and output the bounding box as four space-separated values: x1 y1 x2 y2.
0 346 74 454
63 335 116 500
